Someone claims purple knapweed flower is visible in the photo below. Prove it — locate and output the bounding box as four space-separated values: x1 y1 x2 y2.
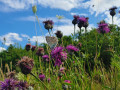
25 43 31 51
42 55 49 62
31 45 36 52
72 15 80 25
0 79 18 90
39 74 45 81
97 22 110 34
66 45 79 52
18 56 34 75
36 48 44 56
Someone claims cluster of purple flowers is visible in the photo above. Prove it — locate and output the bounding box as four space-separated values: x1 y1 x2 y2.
97 21 110 34
72 15 89 29
51 45 79 66
0 79 29 90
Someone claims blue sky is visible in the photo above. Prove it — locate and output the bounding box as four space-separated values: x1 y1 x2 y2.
0 0 120 51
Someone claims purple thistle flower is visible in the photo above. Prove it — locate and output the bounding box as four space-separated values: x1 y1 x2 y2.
55 59 62 66
42 55 49 62
51 46 64 57
31 45 36 52
51 46 67 66
78 16 87 29
25 43 31 51
39 74 45 81
72 15 80 25
0 79 18 90
97 22 110 34
16 81 29 89
66 45 79 52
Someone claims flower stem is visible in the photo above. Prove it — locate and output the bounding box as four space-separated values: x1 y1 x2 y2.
30 72 49 89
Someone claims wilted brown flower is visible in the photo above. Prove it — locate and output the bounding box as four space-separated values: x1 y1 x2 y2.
18 56 34 75
25 44 31 51
7 70 16 79
55 30 63 39
36 48 44 56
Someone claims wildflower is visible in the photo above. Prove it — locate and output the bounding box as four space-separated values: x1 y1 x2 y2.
0 79 18 90
78 17 87 29
18 56 34 75
66 45 79 52
31 45 36 52
25 43 31 51
64 80 71 83
109 6 117 17
51 46 67 66
60 51 67 62
55 30 63 39
47 78 51 83
16 81 29 89
83 17 89 28
43 20 54 30
42 55 49 62
39 74 45 81
72 15 79 25
97 21 110 34
36 48 44 56
60 67 65 72
51 46 64 58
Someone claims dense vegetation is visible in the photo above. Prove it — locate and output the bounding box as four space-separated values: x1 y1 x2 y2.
0 6 120 90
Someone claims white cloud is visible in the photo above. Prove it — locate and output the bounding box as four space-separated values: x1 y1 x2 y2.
37 0 83 11
0 47 6 52
30 36 46 44
0 33 22 46
83 0 120 15
21 34 30 39
0 0 83 12
18 16 71 25
70 12 87 16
